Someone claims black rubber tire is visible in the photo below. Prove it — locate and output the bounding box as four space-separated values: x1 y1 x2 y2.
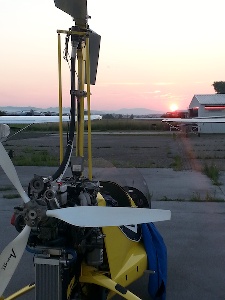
78 284 108 300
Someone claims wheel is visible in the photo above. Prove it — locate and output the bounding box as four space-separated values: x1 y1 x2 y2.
85 284 108 300
69 283 109 300
123 186 151 208
71 283 108 300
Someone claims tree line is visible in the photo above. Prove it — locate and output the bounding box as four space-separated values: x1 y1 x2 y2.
212 81 225 94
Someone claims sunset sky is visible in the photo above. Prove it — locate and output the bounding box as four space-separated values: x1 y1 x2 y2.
1 0 225 112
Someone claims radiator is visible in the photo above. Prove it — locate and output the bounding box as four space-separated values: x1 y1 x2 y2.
34 257 63 300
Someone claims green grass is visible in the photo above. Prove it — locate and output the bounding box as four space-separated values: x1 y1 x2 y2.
159 196 183 201
160 196 173 201
87 119 166 131
170 155 183 171
205 192 224 202
110 159 158 168
190 192 202 202
0 186 14 191
159 192 224 202
23 146 37 153
3 193 21 199
190 191 224 202
172 133 177 139
10 119 166 132
203 163 221 185
12 150 59 166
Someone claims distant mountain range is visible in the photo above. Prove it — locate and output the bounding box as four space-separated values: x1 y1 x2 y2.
92 108 163 115
0 106 163 116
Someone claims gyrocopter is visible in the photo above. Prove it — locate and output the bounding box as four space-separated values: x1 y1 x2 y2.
0 1 171 299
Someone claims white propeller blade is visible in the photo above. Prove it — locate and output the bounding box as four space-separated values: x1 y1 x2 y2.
0 226 31 297
47 207 171 227
0 142 30 203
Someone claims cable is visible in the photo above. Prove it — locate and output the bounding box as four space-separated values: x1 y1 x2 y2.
52 37 79 181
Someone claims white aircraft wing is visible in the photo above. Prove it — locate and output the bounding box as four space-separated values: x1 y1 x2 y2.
162 118 225 123
0 115 102 124
134 117 163 121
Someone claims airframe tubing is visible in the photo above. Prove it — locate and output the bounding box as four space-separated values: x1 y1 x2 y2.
77 45 85 157
57 33 64 163
80 272 141 300
3 275 141 300
57 29 85 36
4 283 35 300
85 36 93 180
57 30 88 166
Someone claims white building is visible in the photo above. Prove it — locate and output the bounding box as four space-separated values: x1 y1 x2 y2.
189 94 225 133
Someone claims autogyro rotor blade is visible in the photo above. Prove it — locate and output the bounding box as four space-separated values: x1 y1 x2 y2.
47 206 171 227
0 142 30 203
0 226 31 297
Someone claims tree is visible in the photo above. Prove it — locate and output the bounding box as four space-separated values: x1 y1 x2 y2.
102 114 114 119
0 110 6 116
212 81 225 94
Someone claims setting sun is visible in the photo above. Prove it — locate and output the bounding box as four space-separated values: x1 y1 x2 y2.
170 104 178 112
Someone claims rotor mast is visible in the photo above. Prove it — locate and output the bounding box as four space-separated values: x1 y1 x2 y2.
54 0 98 180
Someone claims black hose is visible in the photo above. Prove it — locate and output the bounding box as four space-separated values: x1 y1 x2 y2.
52 55 76 181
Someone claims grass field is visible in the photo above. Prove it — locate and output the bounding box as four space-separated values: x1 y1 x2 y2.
10 119 168 132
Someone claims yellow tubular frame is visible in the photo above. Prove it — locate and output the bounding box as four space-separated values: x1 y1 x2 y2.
80 268 142 300
85 36 92 180
4 283 35 300
57 29 93 177
76 43 85 157
3 272 141 300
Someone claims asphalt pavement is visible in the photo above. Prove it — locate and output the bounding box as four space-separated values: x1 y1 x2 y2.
0 166 225 299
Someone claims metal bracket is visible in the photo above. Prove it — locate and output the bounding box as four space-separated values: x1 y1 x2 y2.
70 89 87 97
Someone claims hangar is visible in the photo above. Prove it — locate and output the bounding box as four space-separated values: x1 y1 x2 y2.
189 94 225 133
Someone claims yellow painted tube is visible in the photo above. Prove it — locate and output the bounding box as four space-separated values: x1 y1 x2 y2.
5 283 35 300
77 46 85 157
85 37 92 180
80 273 141 300
57 33 64 163
57 29 86 36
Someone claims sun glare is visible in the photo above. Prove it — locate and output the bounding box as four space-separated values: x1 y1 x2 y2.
170 103 178 112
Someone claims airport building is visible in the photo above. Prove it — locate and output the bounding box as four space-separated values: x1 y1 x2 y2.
189 94 225 133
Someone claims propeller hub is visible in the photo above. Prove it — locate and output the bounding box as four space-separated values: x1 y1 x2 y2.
28 210 37 220
24 201 47 227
